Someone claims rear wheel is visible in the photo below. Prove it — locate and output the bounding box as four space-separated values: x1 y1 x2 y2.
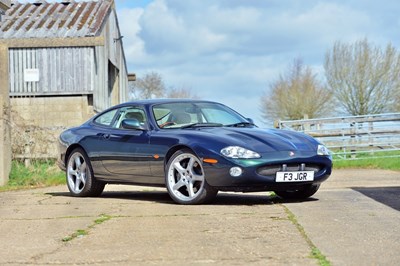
274 184 320 200
165 149 218 204
66 148 105 197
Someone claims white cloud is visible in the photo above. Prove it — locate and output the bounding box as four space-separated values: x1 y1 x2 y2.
118 8 146 62
116 0 400 126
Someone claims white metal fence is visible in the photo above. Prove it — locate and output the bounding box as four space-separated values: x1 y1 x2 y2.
276 113 400 160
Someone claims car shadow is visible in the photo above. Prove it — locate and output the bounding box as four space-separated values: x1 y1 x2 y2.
352 186 400 212
101 190 173 203
213 193 276 205
47 190 318 206
46 190 173 204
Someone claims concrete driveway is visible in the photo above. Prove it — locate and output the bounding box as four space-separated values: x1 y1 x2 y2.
0 169 399 265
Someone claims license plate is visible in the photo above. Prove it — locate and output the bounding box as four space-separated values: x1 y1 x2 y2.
276 171 314 182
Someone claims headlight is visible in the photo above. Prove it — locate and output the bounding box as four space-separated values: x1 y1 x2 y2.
317 145 330 156
221 146 261 159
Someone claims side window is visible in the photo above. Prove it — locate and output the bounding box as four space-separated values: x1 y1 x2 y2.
115 107 147 129
94 109 118 127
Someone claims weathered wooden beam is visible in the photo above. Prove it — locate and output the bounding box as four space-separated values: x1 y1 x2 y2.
0 43 11 185
0 36 105 48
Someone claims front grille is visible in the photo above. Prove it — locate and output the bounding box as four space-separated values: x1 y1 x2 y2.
257 163 322 177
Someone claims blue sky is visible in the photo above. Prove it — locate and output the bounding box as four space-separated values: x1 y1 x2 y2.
115 0 400 126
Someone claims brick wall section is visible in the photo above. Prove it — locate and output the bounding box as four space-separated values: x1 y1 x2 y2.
10 96 93 127
10 95 94 158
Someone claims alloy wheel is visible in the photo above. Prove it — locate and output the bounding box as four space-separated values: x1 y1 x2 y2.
166 153 205 202
67 152 88 194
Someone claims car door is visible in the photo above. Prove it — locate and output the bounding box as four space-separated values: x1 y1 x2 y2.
90 106 153 182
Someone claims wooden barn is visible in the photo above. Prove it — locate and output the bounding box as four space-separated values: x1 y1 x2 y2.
0 0 129 163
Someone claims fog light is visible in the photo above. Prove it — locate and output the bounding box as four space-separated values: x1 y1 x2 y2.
230 167 243 177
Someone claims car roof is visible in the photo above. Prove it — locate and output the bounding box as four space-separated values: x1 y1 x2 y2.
117 98 219 107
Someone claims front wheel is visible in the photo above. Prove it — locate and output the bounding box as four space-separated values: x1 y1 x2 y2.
66 148 105 197
165 149 218 204
274 184 320 200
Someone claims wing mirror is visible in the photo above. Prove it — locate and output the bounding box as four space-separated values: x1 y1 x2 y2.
121 119 146 130
246 118 256 125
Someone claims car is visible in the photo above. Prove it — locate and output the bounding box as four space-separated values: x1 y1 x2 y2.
57 99 332 204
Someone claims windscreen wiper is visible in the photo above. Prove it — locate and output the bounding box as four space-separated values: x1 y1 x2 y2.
225 122 256 127
181 123 223 129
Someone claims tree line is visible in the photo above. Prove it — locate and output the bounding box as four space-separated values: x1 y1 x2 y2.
262 38 400 121
130 38 400 121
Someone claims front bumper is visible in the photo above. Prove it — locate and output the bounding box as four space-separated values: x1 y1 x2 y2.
202 153 332 192
56 136 68 171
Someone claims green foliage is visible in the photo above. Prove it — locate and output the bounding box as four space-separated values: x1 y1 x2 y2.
334 156 400 171
0 160 65 191
93 214 112 225
62 214 114 242
62 229 88 242
311 248 330 266
283 205 331 266
333 150 400 170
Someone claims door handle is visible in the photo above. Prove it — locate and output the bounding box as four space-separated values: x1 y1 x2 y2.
97 133 111 140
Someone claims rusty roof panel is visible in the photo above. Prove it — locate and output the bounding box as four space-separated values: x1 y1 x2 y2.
0 1 112 39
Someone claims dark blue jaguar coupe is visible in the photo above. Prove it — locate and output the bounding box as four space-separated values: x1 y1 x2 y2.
58 99 332 204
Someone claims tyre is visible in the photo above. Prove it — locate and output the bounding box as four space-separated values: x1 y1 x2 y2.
66 148 105 197
165 149 218 204
274 184 320 200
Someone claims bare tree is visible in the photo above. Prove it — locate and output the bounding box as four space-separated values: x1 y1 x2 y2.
324 39 400 115
166 87 198 99
129 72 200 100
130 72 166 99
396 97 400 112
260 58 333 121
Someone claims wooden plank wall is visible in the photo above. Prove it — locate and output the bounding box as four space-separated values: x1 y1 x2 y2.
9 47 95 96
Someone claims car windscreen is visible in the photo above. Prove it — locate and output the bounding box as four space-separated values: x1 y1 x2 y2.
152 102 249 129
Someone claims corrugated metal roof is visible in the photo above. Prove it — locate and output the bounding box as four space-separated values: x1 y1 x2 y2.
0 1 12 11
0 0 112 39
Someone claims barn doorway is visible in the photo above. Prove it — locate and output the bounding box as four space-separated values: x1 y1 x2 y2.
108 60 120 106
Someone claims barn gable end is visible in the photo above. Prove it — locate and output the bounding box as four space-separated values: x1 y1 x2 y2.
0 0 129 173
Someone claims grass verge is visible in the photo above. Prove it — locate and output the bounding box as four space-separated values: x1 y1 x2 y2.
0 160 65 192
333 156 400 171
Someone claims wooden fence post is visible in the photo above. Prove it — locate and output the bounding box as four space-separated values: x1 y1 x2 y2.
368 116 374 156
350 121 356 159
0 43 12 186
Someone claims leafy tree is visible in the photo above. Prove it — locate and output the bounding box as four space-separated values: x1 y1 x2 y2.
260 58 333 121
324 38 400 115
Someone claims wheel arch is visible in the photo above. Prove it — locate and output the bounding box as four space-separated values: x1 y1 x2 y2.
164 145 197 167
65 144 87 165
